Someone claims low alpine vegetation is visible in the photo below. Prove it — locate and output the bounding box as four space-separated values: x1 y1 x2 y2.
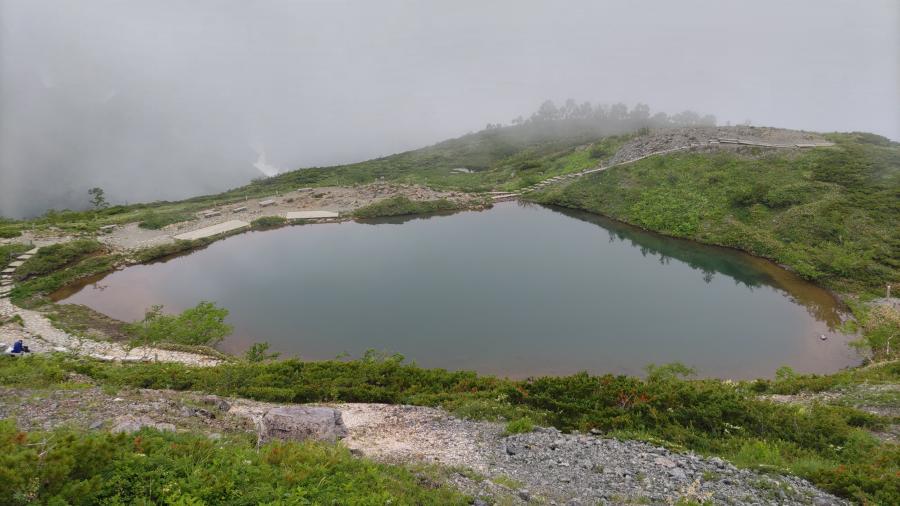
8 354 895 504
0 420 467 505
533 133 899 295
250 215 287 229
125 301 233 347
354 196 463 219
13 240 104 281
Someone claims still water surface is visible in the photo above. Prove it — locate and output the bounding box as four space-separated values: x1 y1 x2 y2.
57 203 859 378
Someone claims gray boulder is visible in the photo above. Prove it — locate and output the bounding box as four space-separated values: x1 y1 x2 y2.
259 406 347 443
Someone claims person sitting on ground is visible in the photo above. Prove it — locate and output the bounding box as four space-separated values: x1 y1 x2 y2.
6 340 29 355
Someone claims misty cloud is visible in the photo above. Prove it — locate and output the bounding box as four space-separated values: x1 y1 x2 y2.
1 0 897 218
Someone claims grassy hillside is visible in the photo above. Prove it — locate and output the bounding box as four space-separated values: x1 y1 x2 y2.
2 125 895 298
531 133 900 295
0 121 625 238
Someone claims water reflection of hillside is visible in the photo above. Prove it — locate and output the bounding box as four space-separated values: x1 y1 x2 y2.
543 203 845 329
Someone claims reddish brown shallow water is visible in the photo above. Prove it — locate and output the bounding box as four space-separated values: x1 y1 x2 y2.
56 203 859 379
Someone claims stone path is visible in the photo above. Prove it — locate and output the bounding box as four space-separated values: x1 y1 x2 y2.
0 247 36 298
0 246 220 366
172 219 250 241
0 297 220 366
285 210 340 219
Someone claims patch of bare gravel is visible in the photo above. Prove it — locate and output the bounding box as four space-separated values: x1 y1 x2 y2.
609 126 831 165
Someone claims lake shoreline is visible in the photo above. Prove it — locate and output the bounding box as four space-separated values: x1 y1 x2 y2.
47 202 860 379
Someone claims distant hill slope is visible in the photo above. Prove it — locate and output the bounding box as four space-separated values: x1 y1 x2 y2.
531 131 900 294
0 119 637 235
244 119 640 194
2 122 897 296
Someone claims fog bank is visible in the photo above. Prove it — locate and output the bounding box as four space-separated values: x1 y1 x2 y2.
1 0 897 218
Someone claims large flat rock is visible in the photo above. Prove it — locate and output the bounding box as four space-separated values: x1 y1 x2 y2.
259 406 347 443
173 220 249 241
286 210 340 219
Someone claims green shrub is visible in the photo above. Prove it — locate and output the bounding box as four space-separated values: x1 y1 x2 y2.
1 355 898 503
505 417 535 435
14 240 103 280
132 239 207 264
0 244 29 269
853 304 900 361
250 215 287 229
732 439 785 469
138 210 192 229
0 421 467 504
11 254 120 306
629 188 708 237
354 197 461 219
0 355 67 387
244 342 280 362
0 227 21 238
125 302 233 347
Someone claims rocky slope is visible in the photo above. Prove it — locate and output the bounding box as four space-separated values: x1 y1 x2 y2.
608 126 832 166
0 382 848 505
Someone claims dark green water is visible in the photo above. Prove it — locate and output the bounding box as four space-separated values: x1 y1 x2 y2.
57 202 858 378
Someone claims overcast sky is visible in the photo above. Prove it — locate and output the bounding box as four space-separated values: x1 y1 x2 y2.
1 0 897 218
